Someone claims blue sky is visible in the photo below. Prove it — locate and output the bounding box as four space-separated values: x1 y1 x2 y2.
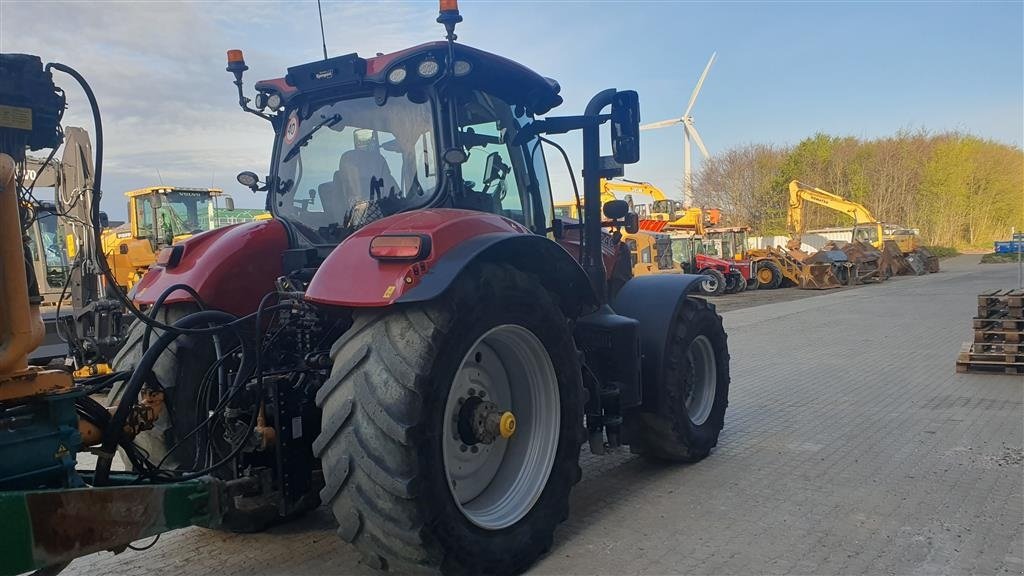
2 1 1021 218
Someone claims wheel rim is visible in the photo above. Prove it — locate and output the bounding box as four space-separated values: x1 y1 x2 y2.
442 324 560 530
757 266 774 284
684 335 717 426
700 274 719 292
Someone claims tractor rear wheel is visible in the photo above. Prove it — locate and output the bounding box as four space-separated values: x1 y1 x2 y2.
632 297 730 462
314 263 582 575
755 261 783 289
698 269 727 296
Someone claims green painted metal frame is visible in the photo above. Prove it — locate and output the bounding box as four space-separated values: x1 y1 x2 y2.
0 474 223 576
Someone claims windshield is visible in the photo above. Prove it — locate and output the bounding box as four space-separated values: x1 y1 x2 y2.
274 95 437 245
853 224 880 244
161 191 214 238
28 210 70 288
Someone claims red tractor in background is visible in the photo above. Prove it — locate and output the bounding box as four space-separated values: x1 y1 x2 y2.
103 3 731 574
668 232 749 295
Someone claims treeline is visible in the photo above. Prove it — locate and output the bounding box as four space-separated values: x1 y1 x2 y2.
694 131 1023 249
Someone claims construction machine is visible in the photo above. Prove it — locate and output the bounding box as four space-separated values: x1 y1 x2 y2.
2 4 732 575
101 186 233 290
787 180 938 273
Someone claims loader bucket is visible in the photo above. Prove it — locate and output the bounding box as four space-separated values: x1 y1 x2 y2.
833 240 884 284
798 249 851 290
880 240 913 276
915 246 940 273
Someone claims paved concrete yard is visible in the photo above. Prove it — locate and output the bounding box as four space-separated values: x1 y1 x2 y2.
63 256 1023 576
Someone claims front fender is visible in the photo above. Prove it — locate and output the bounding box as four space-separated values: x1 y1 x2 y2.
304 208 597 313
132 219 288 317
611 273 705 412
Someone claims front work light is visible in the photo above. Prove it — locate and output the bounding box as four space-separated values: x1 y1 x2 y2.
388 67 408 84
417 60 440 78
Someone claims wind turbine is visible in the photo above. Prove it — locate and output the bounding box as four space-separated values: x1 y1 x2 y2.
641 52 716 207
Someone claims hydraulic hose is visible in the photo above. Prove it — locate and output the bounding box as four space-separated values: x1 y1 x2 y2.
45 62 232 338
93 309 252 485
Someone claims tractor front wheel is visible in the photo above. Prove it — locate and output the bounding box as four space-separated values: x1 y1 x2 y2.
632 297 730 462
314 263 582 575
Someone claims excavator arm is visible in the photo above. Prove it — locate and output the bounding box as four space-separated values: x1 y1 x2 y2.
787 180 882 246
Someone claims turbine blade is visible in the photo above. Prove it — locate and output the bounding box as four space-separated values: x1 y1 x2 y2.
640 117 684 131
686 122 711 159
683 52 717 117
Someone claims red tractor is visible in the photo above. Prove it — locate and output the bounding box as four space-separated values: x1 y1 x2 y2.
104 4 730 573
669 233 748 295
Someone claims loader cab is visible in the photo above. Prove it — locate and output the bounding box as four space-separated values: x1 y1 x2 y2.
128 187 227 250
251 43 561 249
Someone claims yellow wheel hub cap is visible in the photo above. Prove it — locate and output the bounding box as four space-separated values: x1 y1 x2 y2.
499 411 517 439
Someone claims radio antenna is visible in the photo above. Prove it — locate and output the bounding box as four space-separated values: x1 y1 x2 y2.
317 0 329 60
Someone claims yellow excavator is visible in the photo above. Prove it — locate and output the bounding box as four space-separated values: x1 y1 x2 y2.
101 186 233 290
600 178 710 234
787 180 937 273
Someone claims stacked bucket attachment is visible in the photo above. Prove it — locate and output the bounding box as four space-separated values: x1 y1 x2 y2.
957 289 1024 375
824 241 884 284
797 249 854 290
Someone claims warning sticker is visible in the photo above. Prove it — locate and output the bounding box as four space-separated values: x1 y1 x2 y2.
0 104 32 130
284 111 300 145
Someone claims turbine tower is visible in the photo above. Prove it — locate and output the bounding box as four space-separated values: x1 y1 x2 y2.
640 52 716 206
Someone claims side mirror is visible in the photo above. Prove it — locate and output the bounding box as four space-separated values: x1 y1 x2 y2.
237 170 260 192
98 211 110 229
224 196 235 211
610 90 640 165
150 194 162 209
603 199 630 220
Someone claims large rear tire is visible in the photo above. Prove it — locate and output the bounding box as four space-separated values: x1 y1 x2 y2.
314 263 582 575
633 297 730 462
698 269 727 296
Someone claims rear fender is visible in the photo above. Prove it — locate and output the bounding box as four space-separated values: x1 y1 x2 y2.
304 208 597 315
611 273 705 413
131 220 288 317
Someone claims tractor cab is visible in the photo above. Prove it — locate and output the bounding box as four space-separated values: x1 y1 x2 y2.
234 42 563 251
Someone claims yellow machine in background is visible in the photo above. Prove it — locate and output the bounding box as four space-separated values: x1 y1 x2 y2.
787 180 922 253
787 179 937 275
101 186 232 290
600 178 712 234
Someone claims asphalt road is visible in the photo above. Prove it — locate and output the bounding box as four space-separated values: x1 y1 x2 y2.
61 255 1023 576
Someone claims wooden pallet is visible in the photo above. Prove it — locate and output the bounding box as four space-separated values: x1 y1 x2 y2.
978 289 1024 318
972 341 1024 354
974 329 1022 344
956 342 1024 375
972 317 1024 330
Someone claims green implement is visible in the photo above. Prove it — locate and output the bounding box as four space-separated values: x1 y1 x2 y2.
0 475 223 576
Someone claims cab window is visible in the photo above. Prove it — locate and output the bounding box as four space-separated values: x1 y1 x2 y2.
454 90 547 232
